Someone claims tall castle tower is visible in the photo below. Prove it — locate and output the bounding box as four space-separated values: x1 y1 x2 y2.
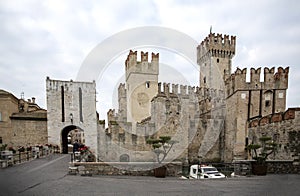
125 50 159 124
197 32 236 90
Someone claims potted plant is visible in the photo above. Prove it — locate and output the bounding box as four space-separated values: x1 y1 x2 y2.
146 136 178 178
247 136 277 175
18 146 25 153
0 144 7 151
8 146 16 154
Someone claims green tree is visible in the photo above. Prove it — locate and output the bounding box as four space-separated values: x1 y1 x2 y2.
247 136 277 164
146 136 178 163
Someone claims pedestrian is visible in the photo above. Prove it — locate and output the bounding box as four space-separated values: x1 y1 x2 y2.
73 140 79 153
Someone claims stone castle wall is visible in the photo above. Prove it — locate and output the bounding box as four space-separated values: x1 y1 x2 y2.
248 108 300 163
224 66 289 161
99 79 226 163
43 32 295 166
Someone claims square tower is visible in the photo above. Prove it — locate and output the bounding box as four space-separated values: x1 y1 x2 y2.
197 33 236 90
46 77 98 157
125 50 159 124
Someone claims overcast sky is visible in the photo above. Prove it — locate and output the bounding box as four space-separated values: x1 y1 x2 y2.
0 0 299 121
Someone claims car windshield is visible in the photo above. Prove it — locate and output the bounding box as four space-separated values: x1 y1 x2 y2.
202 167 218 173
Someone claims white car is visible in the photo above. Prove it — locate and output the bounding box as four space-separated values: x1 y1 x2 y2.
189 165 226 179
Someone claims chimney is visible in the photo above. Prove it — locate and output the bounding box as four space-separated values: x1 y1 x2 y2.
27 99 31 103
32 97 36 104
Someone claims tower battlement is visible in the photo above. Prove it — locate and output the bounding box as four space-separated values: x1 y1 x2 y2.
197 32 236 90
197 33 236 60
157 82 224 102
226 66 289 95
158 82 198 97
125 50 159 79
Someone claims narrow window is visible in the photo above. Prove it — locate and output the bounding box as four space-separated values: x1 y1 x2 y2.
203 76 206 84
265 100 271 107
79 87 83 122
217 58 219 63
0 112 2 121
132 135 137 145
0 137 2 144
145 81 150 88
119 134 125 144
61 86 65 122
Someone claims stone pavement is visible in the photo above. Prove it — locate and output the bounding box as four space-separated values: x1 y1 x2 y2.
0 154 299 195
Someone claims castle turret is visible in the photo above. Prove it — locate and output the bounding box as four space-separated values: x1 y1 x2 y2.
125 50 159 124
197 32 236 90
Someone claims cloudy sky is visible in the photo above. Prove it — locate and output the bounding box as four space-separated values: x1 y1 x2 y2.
0 0 299 120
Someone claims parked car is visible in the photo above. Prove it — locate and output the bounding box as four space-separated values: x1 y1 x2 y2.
189 165 226 179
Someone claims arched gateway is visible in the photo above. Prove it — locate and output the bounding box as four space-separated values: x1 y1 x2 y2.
46 77 98 158
61 125 84 154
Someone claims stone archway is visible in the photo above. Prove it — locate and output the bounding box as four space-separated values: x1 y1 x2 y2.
61 125 84 154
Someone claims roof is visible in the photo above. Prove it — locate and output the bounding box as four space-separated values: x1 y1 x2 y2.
10 110 47 121
0 89 19 100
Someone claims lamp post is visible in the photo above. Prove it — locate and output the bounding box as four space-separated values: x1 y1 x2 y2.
70 113 73 124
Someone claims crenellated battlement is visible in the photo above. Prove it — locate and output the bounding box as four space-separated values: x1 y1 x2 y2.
46 77 96 91
118 83 126 95
125 50 159 78
226 66 289 95
156 82 225 102
157 82 197 97
248 108 300 128
197 33 236 60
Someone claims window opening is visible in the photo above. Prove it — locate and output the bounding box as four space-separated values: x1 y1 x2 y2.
146 81 150 88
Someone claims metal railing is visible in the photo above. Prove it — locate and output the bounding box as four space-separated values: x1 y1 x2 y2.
0 146 60 168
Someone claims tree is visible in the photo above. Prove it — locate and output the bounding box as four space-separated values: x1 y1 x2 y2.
247 136 278 164
146 136 178 164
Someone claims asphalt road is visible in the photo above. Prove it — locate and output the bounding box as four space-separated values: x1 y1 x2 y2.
0 154 299 196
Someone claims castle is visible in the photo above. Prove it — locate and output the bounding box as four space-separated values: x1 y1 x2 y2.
45 31 299 164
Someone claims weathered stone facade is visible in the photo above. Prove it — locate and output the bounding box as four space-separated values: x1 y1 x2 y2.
248 108 300 163
0 90 19 146
46 77 98 157
0 89 47 148
125 50 159 124
44 31 297 166
225 67 289 161
70 162 182 176
97 32 293 164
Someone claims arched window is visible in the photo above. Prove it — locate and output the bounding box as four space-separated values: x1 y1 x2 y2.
120 154 130 162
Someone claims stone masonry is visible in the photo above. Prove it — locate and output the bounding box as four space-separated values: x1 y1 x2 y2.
97 32 292 163
46 77 98 157
45 31 298 166
248 108 300 163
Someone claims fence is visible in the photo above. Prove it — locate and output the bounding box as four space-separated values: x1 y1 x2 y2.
0 145 60 168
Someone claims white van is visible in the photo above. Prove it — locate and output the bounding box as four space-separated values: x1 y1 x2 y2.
189 165 226 179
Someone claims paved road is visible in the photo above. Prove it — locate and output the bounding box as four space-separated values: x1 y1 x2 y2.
0 154 299 195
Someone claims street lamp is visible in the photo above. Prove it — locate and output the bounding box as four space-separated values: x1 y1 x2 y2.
70 113 73 124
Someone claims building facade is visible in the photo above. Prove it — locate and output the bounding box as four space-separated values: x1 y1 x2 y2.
46 77 98 156
0 90 47 149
